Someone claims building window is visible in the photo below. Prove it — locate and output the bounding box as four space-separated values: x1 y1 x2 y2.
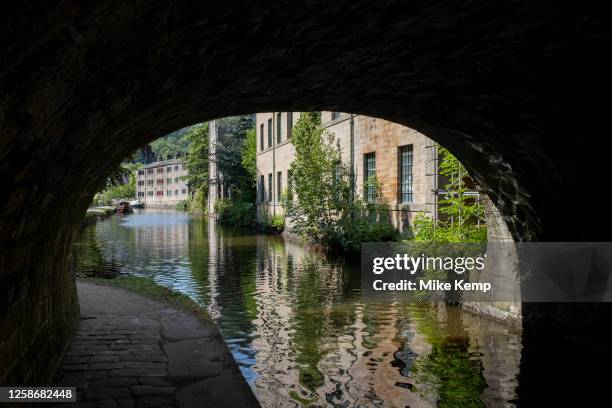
167 190 172 196
331 112 341 120
138 192 144 197
147 191 153 196
156 191 163 196
138 181 144 186
268 173 273 202
167 166 172 172
364 152 376 203
174 189 178 195
276 113 282 143
147 180 153 186
174 177 179 183
147 169 153 174
167 178 172 184
277 171 282 201
157 168 164 173
157 179 164 185
287 112 293 139
138 170 144 175
181 188 187 195
174 165 179 171
260 123 264 151
267 118 272 148
260 175 265 202
399 145 413 204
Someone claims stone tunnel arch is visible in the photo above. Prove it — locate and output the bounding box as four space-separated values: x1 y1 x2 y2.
1 1 612 405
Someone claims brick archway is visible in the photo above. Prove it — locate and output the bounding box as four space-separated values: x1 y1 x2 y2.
1 1 611 404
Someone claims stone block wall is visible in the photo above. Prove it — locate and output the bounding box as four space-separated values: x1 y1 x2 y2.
256 112 300 222
0 225 80 384
463 196 522 327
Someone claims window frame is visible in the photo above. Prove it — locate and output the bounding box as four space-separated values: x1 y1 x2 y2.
260 123 264 151
260 175 265 202
287 112 293 139
276 113 282 143
267 118 272 148
277 171 282 201
398 145 414 204
364 152 377 203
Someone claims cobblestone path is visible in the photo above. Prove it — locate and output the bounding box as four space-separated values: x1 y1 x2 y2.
53 281 259 408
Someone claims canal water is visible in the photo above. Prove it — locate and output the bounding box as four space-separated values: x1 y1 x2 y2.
72 209 521 408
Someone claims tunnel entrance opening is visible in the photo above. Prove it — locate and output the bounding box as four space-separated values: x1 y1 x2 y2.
69 111 522 407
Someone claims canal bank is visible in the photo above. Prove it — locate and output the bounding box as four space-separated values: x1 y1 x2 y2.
82 206 116 226
55 280 259 407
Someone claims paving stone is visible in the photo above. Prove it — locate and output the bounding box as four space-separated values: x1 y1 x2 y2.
95 335 129 340
110 369 167 377
161 312 214 341
136 396 175 408
128 349 165 356
165 339 228 377
176 373 258 408
90 371 110 380
128 334 160 340
55 403 95 408
62 364 89 371
116 400 136 408
89 377 139 388
95 400 118 408
137 377 173 387
85 387 132 400
121 355 167 363
131 386 177 396
89 362 125 370
89 355 121 363
123 362 166 370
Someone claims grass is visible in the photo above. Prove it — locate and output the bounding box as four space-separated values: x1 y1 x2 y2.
83 275 213 323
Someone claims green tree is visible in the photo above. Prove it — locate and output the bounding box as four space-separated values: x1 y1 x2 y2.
149 126 193 161
284 113 352 243
413 146 486 243
94 161 139 205
241 127 257 189
215 116 255 201
185 124 210 211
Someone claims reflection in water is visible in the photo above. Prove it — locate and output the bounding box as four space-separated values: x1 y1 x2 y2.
73 209 521 407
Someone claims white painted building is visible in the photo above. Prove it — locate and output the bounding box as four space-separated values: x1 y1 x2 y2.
135 158 189 207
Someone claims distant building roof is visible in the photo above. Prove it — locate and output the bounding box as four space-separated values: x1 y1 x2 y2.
140 158 184 169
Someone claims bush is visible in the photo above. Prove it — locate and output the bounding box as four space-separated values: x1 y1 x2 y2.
215 199 255 227
321 217 400 253
412 212 486 243
175 189 207 213
176 200 190 212
267 214 285 232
